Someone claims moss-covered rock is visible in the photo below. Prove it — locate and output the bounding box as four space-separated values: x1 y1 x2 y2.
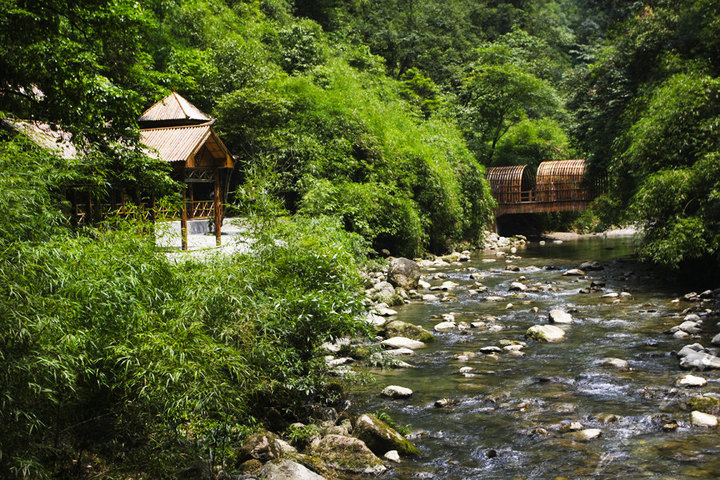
686 395 720 415
383 320 435 342
354 414 420 457
237 431 282 463
308 434 385 474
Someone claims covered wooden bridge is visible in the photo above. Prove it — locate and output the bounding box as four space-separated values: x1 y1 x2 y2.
486 160 599 216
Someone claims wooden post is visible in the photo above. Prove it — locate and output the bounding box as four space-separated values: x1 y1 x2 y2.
214 169 222 247
181 187 188 251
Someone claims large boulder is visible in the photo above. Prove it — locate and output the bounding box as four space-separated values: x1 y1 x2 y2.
381 336 426 350
383 320 435 342
237 431 282 463
526 325 566 342
308 434 385 474
354 414 420 457
387 258 421 290
259 459 327 480
548 309 573 324
381 385 413 398
677 343 720 370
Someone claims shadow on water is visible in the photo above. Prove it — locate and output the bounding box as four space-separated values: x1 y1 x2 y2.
349 234 720 479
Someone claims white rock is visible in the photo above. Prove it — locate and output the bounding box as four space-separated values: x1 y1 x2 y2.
418 280 431 290
601 292 619 298
383 450 400 463
365 312 388 327
484 296 505 302
563 269 585 276
384 348 415 356
676 374 707 387
459 366 473 374
509 282 527 291
526 324 566 342
567 428 602 441
375 306 398 316
691 411 718 427
549 309 573 324
601 358 630 369
674 330 691 339
382 385 413 399
434 321 456 332
712 333 720 346
422 294 439 302
676 321 702 334
381 337 426 350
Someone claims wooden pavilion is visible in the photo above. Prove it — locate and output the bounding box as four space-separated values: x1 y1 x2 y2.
139 92 234 250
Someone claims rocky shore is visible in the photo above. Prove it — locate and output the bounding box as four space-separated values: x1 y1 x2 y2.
212 230 720 479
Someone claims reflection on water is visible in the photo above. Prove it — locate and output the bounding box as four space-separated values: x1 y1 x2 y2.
350 234 720 479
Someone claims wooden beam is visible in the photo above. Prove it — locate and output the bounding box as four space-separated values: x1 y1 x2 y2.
181 187 188 251
214 168 222 247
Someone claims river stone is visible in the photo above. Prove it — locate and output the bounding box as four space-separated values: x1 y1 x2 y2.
309 434 385 474
566 428 602 441
384 450 400 463
480 346 503 354
509 282 527 291
374 306 398 317
259 459 327 480
354 414 420 457
563 269 585 276
526 324 566 342
422 294 439 302
601 358 630 369
678 345 720 370
549 309 573 324
601 292 619 298
691 411 718 427
484 296 505 302
434 321 456 332
383 320 435 342
711 333 720 346
579 260 603 271
382 385 413 399
387 257 421 290
364 312 387 327
381 337 426 350
674 330 691 339
418 279 431 290
673 321 702 334
238 431 282 462
384 347 415 356
459 366 474 373
676 374 707 387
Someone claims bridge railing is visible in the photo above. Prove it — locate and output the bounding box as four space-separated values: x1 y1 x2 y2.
493 186 594 205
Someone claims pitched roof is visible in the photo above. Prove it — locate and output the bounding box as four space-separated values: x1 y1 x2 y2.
138 92 211 126
141 123 213 163
140 123 232 167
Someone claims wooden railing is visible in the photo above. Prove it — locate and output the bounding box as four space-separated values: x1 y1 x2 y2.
73 200 220 224
492 186 595 205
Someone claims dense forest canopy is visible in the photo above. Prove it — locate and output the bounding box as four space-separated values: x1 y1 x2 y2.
2 0 720 477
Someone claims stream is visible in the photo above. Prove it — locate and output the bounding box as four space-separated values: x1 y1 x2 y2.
350 234 720 479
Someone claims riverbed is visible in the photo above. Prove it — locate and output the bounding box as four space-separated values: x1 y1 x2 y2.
351 234 720 479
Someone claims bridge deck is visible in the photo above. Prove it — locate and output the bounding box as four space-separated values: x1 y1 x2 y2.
492 188 594 216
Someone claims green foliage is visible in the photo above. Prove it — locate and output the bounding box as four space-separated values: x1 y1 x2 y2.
0 134 369 476
458 42 563 164
493 118 573 169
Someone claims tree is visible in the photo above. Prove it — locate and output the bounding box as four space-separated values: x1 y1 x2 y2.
458 44 560 163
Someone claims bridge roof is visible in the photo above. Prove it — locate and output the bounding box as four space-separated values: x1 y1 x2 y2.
536 159 586 183
486 165 535 192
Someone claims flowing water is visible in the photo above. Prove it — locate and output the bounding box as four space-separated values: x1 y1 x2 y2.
350 234 720 479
